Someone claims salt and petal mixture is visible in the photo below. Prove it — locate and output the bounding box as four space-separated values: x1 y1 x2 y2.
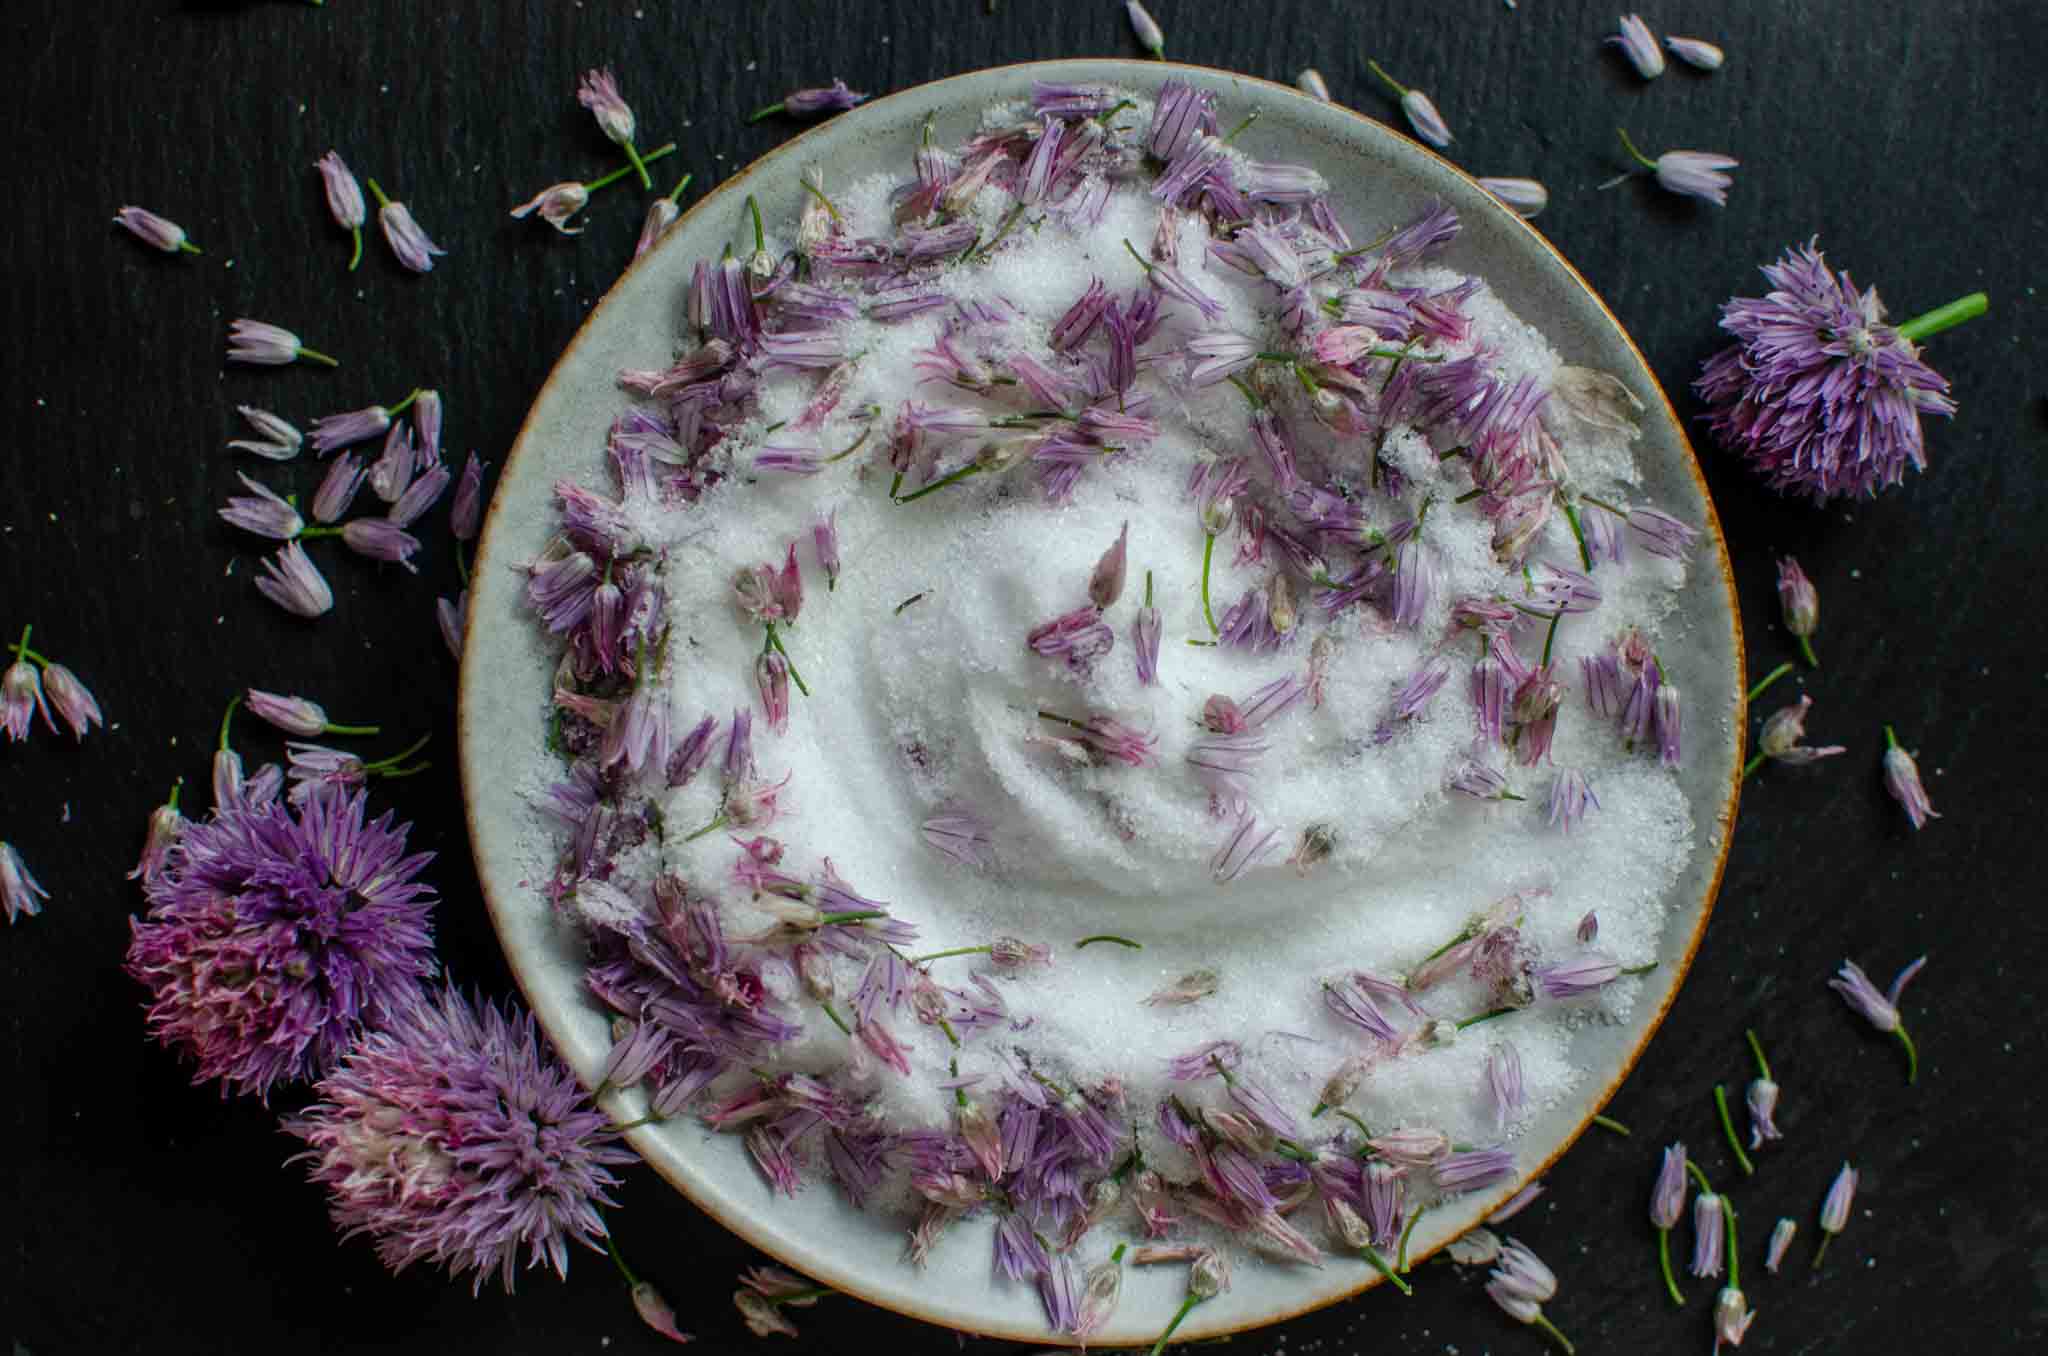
517 80 1697 1335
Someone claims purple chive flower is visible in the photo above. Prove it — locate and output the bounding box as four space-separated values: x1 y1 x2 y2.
1829 956 1926 1082
311 454 367 525
1132 578 1162 687
1450 759 1517 801
1090 522 1130 610
219 472 304 540
342 519 423 573
1777 557 1820 665
1746 1078 1781 1150
1882 726 1940 830
1666 36 1726 71
1486 1241 1573 1352
1487 1042 1525 1134
35 660 102 741
811 510 841 591
126 785 437 1099
1612 129 1738 205
510 182 591 235
1624 505 1698 560
755 652 791 733
1755 695 1847 768
1435 1147 1515 1194
1028 605 1115 669
311 403 398 455
367 178 446 273
2 842 50 924
1534 953 1623 1000
229 405 304 460
1367 61 1452 148
450 453 485 541
3 641 50 740
749 79 867 123
247 689 373 739
114 205 201 254
368 423 415 503
1691 1191 1726 1277
316 151 367 270
1126 0 1166 57
228 319 338 368
1654 681 1683 767
1765 1218 1796 1274
256 542 335 618
1650 1143 1689 1228
1698 242 1982 502
437 591 466 660
1211 814 1280 885
1187 734 1267 814
1477 177 1548 218
282 986 633 1292
1815 1162 1858 1268
1323 974 1400 1045
1392 653 1452 721
1608 14 1667 78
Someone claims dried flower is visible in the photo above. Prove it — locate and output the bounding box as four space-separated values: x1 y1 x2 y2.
127 784 437 1098
1697 241 1984 501
229 405 304 460
1090 521 1130 610
1577 911 1599 943
1126 0 1166 58
1666 36 1726 71
756 652 791 733
510 182 592 234
315 151 367 270
1812 1162 1857 1267
1715 1286 1757 1350
1436 1147 1516 1194
1 841 49 924
1881 726 1939 829
1146 969 1220 1007
227 319 338 368
1765 1218 1796 1273
749 79 867 123
1477 177 1548 218
1367 60 1452 148
1608 14 1666 79
256 542 335 618
1485 1240 1574 1353
282 987 631 1291
1296 68 1331 101
1829 955 1925 1082
1654 680 1683 767
630 1280 692 1344
1553 366 1643 437
367 178 446 273
1211 814 1280 884
1750 695 1846 774
1777 557 1820 665
114 205 201 254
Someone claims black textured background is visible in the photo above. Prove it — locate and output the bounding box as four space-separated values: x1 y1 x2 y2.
4 2 2045 1352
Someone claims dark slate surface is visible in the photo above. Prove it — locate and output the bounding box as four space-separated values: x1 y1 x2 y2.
3 1 2044 1351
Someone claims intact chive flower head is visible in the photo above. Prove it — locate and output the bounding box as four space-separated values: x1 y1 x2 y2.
114 205 200 254
256 542 335 618
1367 60 1452 148
1666 36 1726 71
2 841 50 924
1829 955 1925 1082
1813 1162 1857 1267
229 405 304 461
1756 696 1846 767
1126 0 1166 58
1608 14 1666 79
1765 1218 1796 1273
510 182 591 235
282 986 633 1292
1881 726 1939 829
368 179 447 273
1690 1191 1726 1277
1477 177 1548 218
228 319 337 368
1697 241 1985 501
126 785 438 1099
31 660 98 741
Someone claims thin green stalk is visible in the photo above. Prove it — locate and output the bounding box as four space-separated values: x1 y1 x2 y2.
1658 1227 1685 1306
819 1000 851 1035
1742 752 1767 780
683 812 727 841
346 227 362 272
361 731 432 773
1199 533 1219 634
893 460 984 503
1615 127 1658 171
620 137 652 190
1530 1311 1577 1355
322 721 382 737
1714 1085 1755 1176
1457 1007 1517 1031
585 142 677 193
1895 291 1988 342
1560 497 1593 571
1076 934 1142 950
1745 1029 1772 1082
1395 1203 1428 1271
1358 1245 1413 1295
1366 59 1409 98
1540 612 1562 668
766 625 811 696
911 946 991 963
1592 1113 1632 1136
1724 1199 1741 1291
667 173 695 204
974 202 1029 260
604 1230 639 1288
1747 660 1795 702
1798 634 1820 668
9 624 29 663
385 387 424 418
218 693 241 750
1148 1295 1204 1356
1221 109 1260 144
295 346 340 368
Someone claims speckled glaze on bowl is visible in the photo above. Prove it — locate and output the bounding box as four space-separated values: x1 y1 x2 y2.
461 59 1744 1348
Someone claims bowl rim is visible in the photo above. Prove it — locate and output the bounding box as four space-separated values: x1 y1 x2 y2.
462 55 1746 1345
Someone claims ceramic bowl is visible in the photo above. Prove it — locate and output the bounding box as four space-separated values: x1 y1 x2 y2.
460 58 1743 1347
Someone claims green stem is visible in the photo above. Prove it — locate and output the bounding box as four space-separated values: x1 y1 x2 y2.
1149 1294 1204 1356
747 101 788 124
1366 59 1409 98
361 731 432 773
1798 634 1820 669
1745 1029 1772 1082
296 346 340 368
1560 498 1593 571
1453 486 1485 504
179 239 204 254
1396 1203 1428 1271
386 388 423 418
766 626 811 696
1358 1245 1413 1295
165 777 183 812
1226 374 1264 410
1200 533 1219 635
1615 128 1658 171
1592 1113 1632 1136
295 525 342 541
1531 1311 1577 1356
799 175 840 220
975 202 1029 260
1221 109 1260 144
455 539 470 587
1540 612 1562 669
1884 723 1900 751
1724 1198 1741 1290
1714 1085 1755 1176
1684 1160 1715 1195
322 721 381 737
1076 934 1142 950
1742 753 1766 780
820 1000 851 1035
683 812 727 841
1144 570 1154 609
1658 1227 1685 1306
585 142 677 194
346 227 362 272
1895 1025 1919 1084
911 946 991 963
621 138 652 190
893 460 984 503
1895 291 1988 342
667 173 695 204
10 624 29 663
1331 1108 1374 1139
1747 661 1794 702
819 910 888 926
1457 1007 1518 1031
1811 1233 1832 1269
366 178 392 210
604 1230 640 1288
747 195 765 252
218 693 241 751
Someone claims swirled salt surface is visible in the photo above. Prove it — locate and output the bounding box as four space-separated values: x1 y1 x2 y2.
519 80 1697 1335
